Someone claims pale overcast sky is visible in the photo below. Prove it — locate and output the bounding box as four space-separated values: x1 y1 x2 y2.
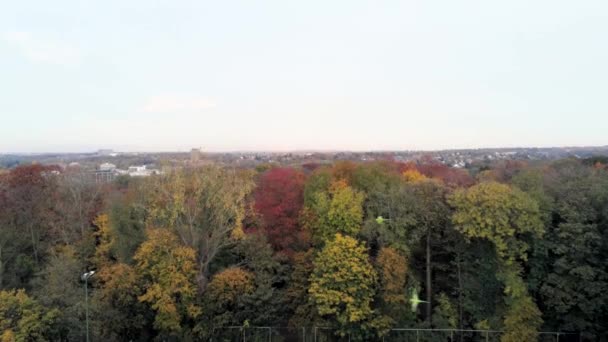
1 0 607 153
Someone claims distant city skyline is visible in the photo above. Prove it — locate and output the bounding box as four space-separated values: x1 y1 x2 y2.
2 0 607 153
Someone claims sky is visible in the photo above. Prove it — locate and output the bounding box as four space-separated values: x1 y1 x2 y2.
1 0 607 153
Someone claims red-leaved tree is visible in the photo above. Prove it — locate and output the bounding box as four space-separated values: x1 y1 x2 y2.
253 168 307 253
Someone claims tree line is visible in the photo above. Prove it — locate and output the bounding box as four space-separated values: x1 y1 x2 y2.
0 159 607 341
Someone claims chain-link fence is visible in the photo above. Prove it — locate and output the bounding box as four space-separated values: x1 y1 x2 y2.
207 327 581 342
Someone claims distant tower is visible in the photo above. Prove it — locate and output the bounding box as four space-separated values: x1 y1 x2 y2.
191 148 202 163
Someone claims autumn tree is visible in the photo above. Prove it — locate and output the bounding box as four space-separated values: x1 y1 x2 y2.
307 181 365 244
417 162 474 187
375 247 410 325
92 214 149 340
144 166 254 290
0 165 59 288
134 229 201 337
0 289 58 341
253 167 307 253
309 234 378 339
203 267 255 328
50 170 104 246
449 181 544 341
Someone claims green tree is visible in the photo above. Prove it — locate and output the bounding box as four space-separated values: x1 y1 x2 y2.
532 161 608 337
449 181 544 341
0 289 58 341
309 234 378 339
308 181 365 243
32 246 88 341
286 249 317 327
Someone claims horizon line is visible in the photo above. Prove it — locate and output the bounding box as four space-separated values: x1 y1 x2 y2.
2 144 608 156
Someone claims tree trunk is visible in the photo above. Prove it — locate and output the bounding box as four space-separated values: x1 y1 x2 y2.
0 245 3 289
197 262 209 296
456 252 464 342
29 223 39 265
426 229 432 323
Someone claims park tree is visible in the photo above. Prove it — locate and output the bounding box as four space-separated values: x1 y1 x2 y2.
253 167 307 253
0 289 59 341
376 247 407 305
203 267 255 328
307 181 365 244
32 246 87 341
407 179 449 322
309 234 378 339
144 166 254 290
134 229 201 337
375 247 410 325
231 233 291 326
417 162 474 188
286 249 317 327
0 165 59 288
532 161 608 338
449 181 544 341
92 214 149 340
51 170 104 246
95 262 149 341
302 168 332 207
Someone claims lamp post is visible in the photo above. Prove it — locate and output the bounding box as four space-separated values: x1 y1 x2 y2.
81 270 95 342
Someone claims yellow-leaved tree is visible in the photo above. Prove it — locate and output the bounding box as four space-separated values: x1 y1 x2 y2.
144 166 254 291
308 180 365 244
134 228 201 336
309 234 383 339
0 289 58 341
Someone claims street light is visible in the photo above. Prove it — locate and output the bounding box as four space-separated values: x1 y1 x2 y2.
81 270 95 342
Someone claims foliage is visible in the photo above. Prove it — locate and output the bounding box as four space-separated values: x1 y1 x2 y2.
32 246 86 341
402 169 427 182
309 234 377 339
0 289 58 341
144 166 254 290
432 293 457 329
204 267 255 327
308 181 365 244
286 250 317 327
450 181 544 339
253 168 307 253
376 247 407 305
134 229 200 336
449 181 544 263
3 159 608 339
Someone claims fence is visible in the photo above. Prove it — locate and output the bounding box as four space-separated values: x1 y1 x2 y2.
208 327 582 342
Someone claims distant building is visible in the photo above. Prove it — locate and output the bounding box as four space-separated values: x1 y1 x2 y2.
99 163 116 171
97 149 114 156
191 148 202 163
127 165 161 177
128 165 146 173
93 170 115 183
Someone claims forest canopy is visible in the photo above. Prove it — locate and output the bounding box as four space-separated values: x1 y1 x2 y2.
0 159 607 341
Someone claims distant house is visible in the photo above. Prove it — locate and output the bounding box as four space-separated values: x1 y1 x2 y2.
99 163 116 171
127 165 161 177
94 162 117 183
